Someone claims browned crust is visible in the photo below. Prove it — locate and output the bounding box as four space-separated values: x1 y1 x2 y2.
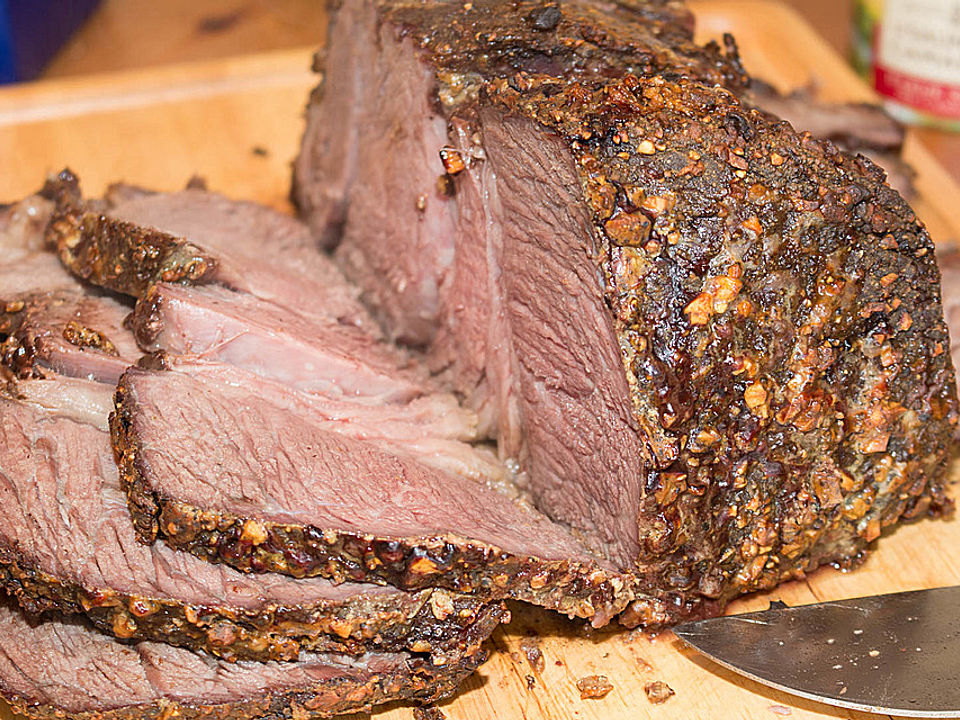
0 299 42 379
45 170 218 298
298 2 960 624
379 0 746 98
2 645 487 720
112 377 635 626
483 73 958 620
0 539 503 664
0 292 122 380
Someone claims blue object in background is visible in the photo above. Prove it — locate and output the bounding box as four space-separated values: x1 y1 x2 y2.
0 0 100 84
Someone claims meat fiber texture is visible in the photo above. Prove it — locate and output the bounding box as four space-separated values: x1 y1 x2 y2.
46 173 638 625
0 288 139 384
113 357 633 623
294 0 959 625
0 194 139 384
46 172 376 335
0 386 503 665
0 602 485 720
0 194 506 666
45 172 502 481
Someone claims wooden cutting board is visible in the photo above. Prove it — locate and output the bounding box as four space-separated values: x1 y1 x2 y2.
0 3 958 719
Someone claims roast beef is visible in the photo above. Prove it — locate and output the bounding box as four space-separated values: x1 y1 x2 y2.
745 80 916 198
294 0 959 624
45 176 505 481
128 281 506 481
44 176 622 619
0 194 53 260
1 193 139 383
114 358 636 624
1 289 138 384
0 602 485 720
132 282 434 405
0 196 78 298
0 194 505 665
133 354 503 485
0 379 503 664
46 170 375 334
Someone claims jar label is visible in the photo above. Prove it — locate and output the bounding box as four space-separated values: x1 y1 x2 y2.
876 0 960 118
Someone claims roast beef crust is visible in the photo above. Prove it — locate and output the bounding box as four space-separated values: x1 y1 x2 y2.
329 2 958 623
0 541 502 663
488 73 958 623
112 380 635 626
3 647 486 720
42 1 960 628
46 170 217 297
0 293 121 380
375 0 746 96
0 299 44 379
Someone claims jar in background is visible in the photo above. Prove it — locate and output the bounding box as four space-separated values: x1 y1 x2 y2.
854 0 960 131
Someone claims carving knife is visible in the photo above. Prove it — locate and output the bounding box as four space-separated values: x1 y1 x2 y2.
673 586 960 717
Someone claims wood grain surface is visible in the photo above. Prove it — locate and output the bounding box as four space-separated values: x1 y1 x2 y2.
0 3 957 719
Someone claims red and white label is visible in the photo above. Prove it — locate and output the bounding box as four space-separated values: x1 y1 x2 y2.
875 0 960 119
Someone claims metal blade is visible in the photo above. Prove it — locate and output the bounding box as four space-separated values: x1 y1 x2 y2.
674 586 960 717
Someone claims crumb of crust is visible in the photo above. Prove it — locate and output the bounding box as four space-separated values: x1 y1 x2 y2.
413 706 447 720
644 680 675 704
526 674 536 690
519 636 545 673
576 674 614 700
184 175 207 191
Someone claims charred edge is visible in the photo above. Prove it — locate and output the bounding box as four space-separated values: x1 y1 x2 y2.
381 1 745 96
0 300 41 379
130 286 166 351
3 646 487 720
44 178 219 299
481 73 958 619
620 591 725 629
0 542 504 664
111 374 633 624
154 499 633 626
1 295 121 379
109 380 508 662
38 168 83 208
62 321 119 355
110 385 162 543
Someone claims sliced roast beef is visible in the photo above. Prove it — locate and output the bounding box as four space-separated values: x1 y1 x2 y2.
143 356 503 485
132 282 432 405
45 170 375 334
0 378 504 664
295 0 958 625
0 289 138 383
1 192 138 383
114 360 636 625
0 200 506 663
0 603 485 720
0 195 77 297
0 253 81 301
44 175 487 418
42 177 506 479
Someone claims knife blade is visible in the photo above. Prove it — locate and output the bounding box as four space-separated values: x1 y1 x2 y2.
673 586 960 717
